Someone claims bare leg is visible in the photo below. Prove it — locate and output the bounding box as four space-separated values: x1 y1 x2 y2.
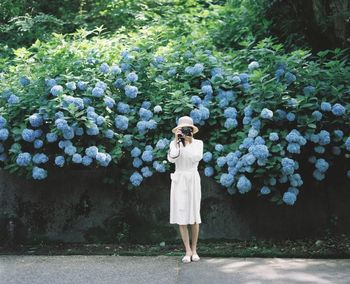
179 225 192 256
190 223 200 254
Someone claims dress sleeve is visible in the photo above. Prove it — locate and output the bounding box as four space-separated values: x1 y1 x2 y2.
167 140 180 163
190 139 203 163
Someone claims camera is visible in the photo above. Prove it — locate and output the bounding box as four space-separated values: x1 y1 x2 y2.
177 126 193 140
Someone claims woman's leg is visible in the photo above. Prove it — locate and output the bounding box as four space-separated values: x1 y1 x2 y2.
190 223 200 254
179 225 192 256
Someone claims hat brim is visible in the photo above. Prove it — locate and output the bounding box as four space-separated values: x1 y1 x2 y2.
172 124 199 134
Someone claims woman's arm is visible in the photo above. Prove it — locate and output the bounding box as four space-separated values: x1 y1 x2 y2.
190 139 203 163
167 140 180 163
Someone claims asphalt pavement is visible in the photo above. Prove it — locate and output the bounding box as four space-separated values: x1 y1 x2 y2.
1 255 350 284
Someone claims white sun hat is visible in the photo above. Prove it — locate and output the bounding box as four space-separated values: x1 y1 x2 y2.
171 115 199 134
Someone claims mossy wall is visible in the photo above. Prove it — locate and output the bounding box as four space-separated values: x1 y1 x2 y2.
0 168 349 245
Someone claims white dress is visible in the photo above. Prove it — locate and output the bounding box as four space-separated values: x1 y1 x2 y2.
167 138 204 225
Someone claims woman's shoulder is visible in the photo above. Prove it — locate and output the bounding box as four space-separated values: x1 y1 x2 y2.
193 138 203 144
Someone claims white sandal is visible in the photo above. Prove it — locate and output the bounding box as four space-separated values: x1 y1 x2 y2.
181 255 192 263
191 254 200 261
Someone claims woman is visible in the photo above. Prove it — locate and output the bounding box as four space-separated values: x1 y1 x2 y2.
167 115 204 264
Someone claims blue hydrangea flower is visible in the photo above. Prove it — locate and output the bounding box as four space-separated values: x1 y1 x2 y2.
77 81 88 91
289 173 303 187
19 76 30 87
74 127 84 136
133 157 142 168
345 137 350 151
0 128 9 141
63 126 75 139
130 171 143 186
114 78 125 89
220 173 234 187
314 145 325 153
72 153 82 163
34 139 43 149
243 105 253 117
125 85 138 98
126 72 138 82
215 144 224 152
82 155 93 166
8 94 20 104
167 67 177 76
141 150 153 162
318 130 330 145
260 186 271 195
203 152 212 162
51 85 64 96
285 129 307 145
237 175 252 194
224 107 237 118
16 152 31 166
333 129 344 139
284 72 296 84
139 108 153 121
45 78 57 88
191 95 202 105
0 116 7 128
269 177 277 186
201 85 213 95
115 103 129 115
62 95 84 110
96 152 112 167
224 118 238 129
92 86 104 97
156 139 168 150
32 153 49 164
115 115 128 130
185 63 204 76
315 158 329 172
65 82 76 91
204 166 214 177
131 147 141 158
320 102 331 112
312 110 322 121
29 113 43 128
269 132 279 141
288 187 299 196
286 112 295 121
64 145 77 156
55 156 65 167
99 62 110 73
287 143 301 154
22 128 36 142
103 129 114 139
111 65 122 75
282 191 296 205
281 157 296 175
275 68 285 79
55 118 69 131
313 169 325 181
85 146 98 158
248 144 269 159
58 140 72 149
303 85 316 96
216 156 227 167
32 166 47 180
248 128 259 138
331 103 345 116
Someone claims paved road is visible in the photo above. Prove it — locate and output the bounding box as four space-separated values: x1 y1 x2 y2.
1 255 350 284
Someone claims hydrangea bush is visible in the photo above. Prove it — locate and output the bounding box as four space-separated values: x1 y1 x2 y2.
0 27 349 206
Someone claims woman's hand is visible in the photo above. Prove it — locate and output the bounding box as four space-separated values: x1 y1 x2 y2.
174 128 183 147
